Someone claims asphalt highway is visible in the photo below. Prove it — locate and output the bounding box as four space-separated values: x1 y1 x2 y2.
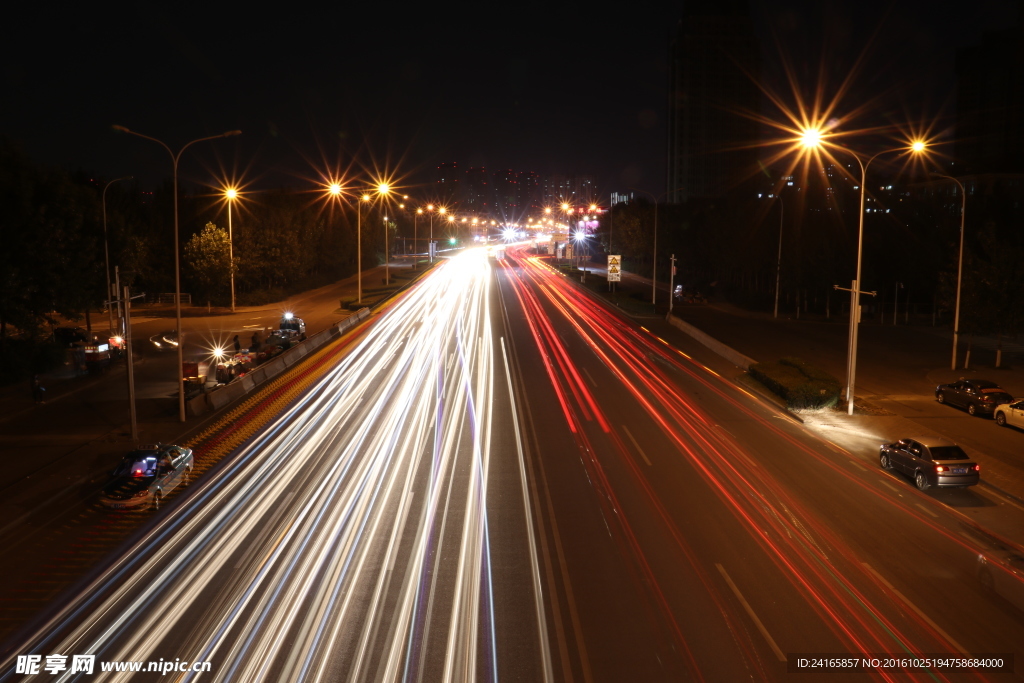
2 247 1022 681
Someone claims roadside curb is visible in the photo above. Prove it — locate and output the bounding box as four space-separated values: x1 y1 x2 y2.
732 379 806 424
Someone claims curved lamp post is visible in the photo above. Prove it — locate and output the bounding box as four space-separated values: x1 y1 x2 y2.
801 131 925 414
112 125 241 423
931 173 967 370
224 187 238 312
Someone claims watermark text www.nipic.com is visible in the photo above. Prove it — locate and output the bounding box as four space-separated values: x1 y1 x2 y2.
16 654 213 675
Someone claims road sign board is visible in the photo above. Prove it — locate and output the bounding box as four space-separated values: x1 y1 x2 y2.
607 255 621 282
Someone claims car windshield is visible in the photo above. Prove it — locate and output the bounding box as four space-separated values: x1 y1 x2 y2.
929 446 969 460
112 454 159 478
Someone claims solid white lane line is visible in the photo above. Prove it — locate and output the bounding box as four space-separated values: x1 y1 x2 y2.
621 425 652 466
861 563 968 655
715 563 786 662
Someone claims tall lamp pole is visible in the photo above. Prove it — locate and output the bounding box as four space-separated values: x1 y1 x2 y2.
224 187 238 312
801 130 924 414
112 125 241 422
415 208 423 270
102 175 132 334
773 194 784 319
932 173 967 369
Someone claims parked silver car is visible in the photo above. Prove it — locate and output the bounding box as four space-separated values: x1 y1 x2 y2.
879 436 980 490
100 444 194 510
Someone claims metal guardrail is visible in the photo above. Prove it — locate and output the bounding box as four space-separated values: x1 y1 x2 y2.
187 308 371 417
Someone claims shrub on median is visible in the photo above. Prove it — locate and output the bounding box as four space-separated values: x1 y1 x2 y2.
747 357 841 409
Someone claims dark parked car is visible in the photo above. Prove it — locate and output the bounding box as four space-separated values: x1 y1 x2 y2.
935 379 1013 416
879 436 980 490
100 444 194 510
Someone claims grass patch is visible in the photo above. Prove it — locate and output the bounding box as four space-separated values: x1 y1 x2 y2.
747 357 841 409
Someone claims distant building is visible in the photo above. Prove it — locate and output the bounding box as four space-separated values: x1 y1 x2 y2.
666 2 761 203
464 167 490 213
517 171 541 214
436 162 459 204
492 169 518 218
955 14 1024 174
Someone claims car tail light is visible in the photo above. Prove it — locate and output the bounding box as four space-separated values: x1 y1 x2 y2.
935 465 946 473
974 464 981 472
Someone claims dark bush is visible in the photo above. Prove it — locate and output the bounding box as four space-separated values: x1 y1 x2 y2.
748 357 841 409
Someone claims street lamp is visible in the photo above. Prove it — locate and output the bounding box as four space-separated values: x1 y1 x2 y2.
224 187 238 312
113 125 241 423
931 173 967 370
377 183 392 285
102 175 132 334
773 193 784 319
800 129 925 413
414 208 423 270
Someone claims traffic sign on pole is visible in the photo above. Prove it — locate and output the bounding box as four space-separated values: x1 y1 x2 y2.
607 255 621 282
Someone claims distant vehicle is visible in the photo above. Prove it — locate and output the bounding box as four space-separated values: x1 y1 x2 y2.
977 547 1024 611
879 436 980 490
99 444 194 510
149 330 179 350
280 313 305 336
935 379 1013 417
994 400 1024 429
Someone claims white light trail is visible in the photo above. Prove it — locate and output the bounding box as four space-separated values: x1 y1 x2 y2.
29 249 549 683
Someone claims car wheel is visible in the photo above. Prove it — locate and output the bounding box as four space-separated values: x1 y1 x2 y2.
915 471 930 491
936 392 946 404
968 403 977 416
996 412 1007 427
880 452 892 470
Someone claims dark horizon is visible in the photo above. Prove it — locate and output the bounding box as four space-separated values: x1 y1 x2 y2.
2 1 1020 200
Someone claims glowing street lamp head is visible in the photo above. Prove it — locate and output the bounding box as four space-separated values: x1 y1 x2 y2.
544 207 551 214
438 206 447 215
225 187 238 201
800 128 824 148
427 204 434 211
417 208 423 214
560 203 569 211
361 193 371 202
589 204 597 211
377 183 391 195
911 140 926 153
328 183 343 196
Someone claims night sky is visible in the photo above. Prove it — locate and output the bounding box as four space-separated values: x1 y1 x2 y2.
2 1 1019 198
